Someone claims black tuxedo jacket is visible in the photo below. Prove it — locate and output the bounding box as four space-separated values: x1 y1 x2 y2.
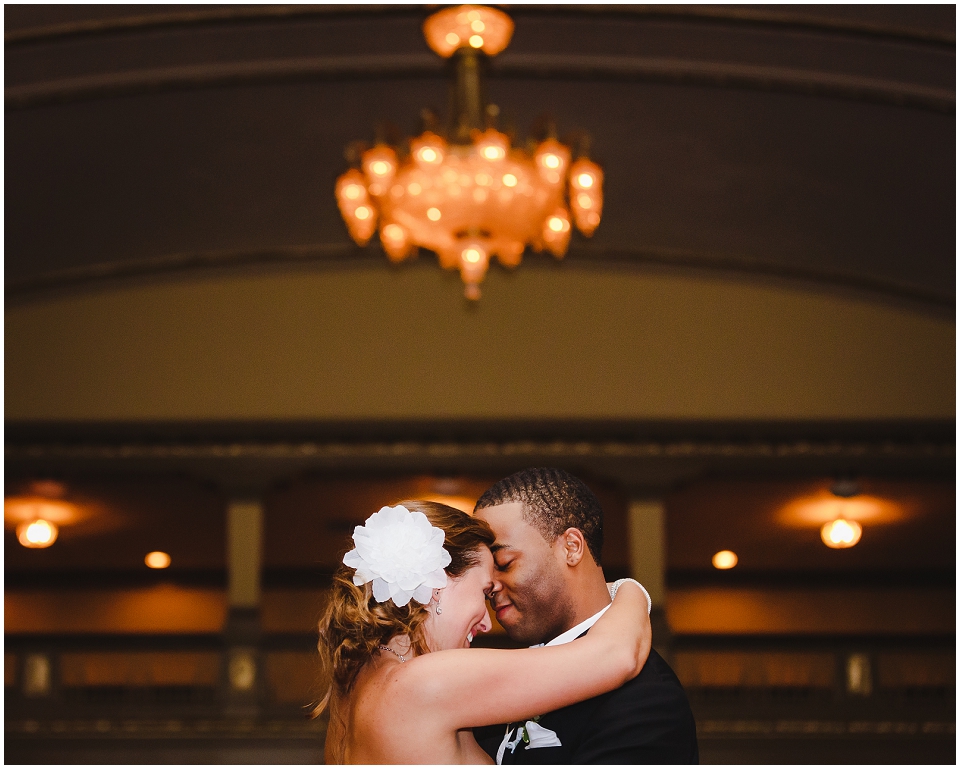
476 648 698 764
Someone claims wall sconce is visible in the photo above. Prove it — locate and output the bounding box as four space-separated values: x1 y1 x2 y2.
16 519 58 548
145 551 171 569
711 550 738 569
821 518 863 549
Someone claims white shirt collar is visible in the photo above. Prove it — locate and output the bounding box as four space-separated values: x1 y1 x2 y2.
532 602 611 648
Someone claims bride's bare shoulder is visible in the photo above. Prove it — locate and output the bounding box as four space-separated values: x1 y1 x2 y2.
351 660 425 725
344 661 453 763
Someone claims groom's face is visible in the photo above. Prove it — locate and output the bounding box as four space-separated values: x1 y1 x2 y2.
475 501 570 646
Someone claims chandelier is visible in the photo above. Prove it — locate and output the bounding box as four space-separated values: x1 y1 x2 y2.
335 5 604 299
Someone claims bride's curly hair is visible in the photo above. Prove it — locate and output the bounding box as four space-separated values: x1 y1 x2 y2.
314 499 495 716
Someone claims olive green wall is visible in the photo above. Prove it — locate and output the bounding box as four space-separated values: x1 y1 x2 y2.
5 265 954 421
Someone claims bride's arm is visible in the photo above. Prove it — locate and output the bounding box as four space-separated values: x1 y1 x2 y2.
399 580 651 730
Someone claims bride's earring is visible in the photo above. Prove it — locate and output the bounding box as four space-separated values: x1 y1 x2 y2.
435 590 442 615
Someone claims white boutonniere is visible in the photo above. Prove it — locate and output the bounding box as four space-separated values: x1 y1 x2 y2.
497 717 562 763
521 717 562 750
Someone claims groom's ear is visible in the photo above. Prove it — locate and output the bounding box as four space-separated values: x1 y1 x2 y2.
559 527 587 567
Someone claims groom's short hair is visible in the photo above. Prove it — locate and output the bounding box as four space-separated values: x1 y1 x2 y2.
475 467 604 564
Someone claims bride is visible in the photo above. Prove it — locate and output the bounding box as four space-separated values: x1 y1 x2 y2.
317 500 652 764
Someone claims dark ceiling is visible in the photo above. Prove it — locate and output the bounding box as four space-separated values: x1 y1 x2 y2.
5 4 955 310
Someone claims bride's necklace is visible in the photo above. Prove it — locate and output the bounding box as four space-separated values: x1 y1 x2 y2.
378 645 406 663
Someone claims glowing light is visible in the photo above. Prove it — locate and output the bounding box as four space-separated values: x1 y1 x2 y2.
777 490 901 528
339 6 602 298
577 173 594 188
362 146 398 183
17 519 58 548
821 519 863 548
383 224 405 242
712 550 738 569
145 551 171 569
422 5 514 59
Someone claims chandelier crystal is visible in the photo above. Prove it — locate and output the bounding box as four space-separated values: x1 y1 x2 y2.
335 5 604 299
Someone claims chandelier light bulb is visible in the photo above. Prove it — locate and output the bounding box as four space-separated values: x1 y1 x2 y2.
362 146 398 185
569 158 604 235
445 32 460 46
469 35 484 48
471 20 485 32
355 206 371 220
381 223 412 262
383 223 404 241
426 207 442 221
17 519 58 548
502 173 518 187
821 518 863 549
541 208 572 256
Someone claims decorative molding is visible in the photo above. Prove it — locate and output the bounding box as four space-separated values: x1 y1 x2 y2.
3 716 953 739
5 5 953 47
696 719 955 738
5 53 953 113
5 242 953 313
5 717 327 738
6 437 953 462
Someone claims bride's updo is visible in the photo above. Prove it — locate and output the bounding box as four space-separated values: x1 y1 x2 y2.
315 500 495 714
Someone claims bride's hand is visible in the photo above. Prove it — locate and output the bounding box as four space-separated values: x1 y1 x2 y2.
597 578 652 677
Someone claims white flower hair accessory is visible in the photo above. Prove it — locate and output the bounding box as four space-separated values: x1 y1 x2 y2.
343 505 451 606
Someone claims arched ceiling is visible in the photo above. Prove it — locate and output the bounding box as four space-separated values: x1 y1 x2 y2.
4 4 955 311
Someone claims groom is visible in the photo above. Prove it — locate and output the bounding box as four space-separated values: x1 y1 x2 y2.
473 467 698 764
